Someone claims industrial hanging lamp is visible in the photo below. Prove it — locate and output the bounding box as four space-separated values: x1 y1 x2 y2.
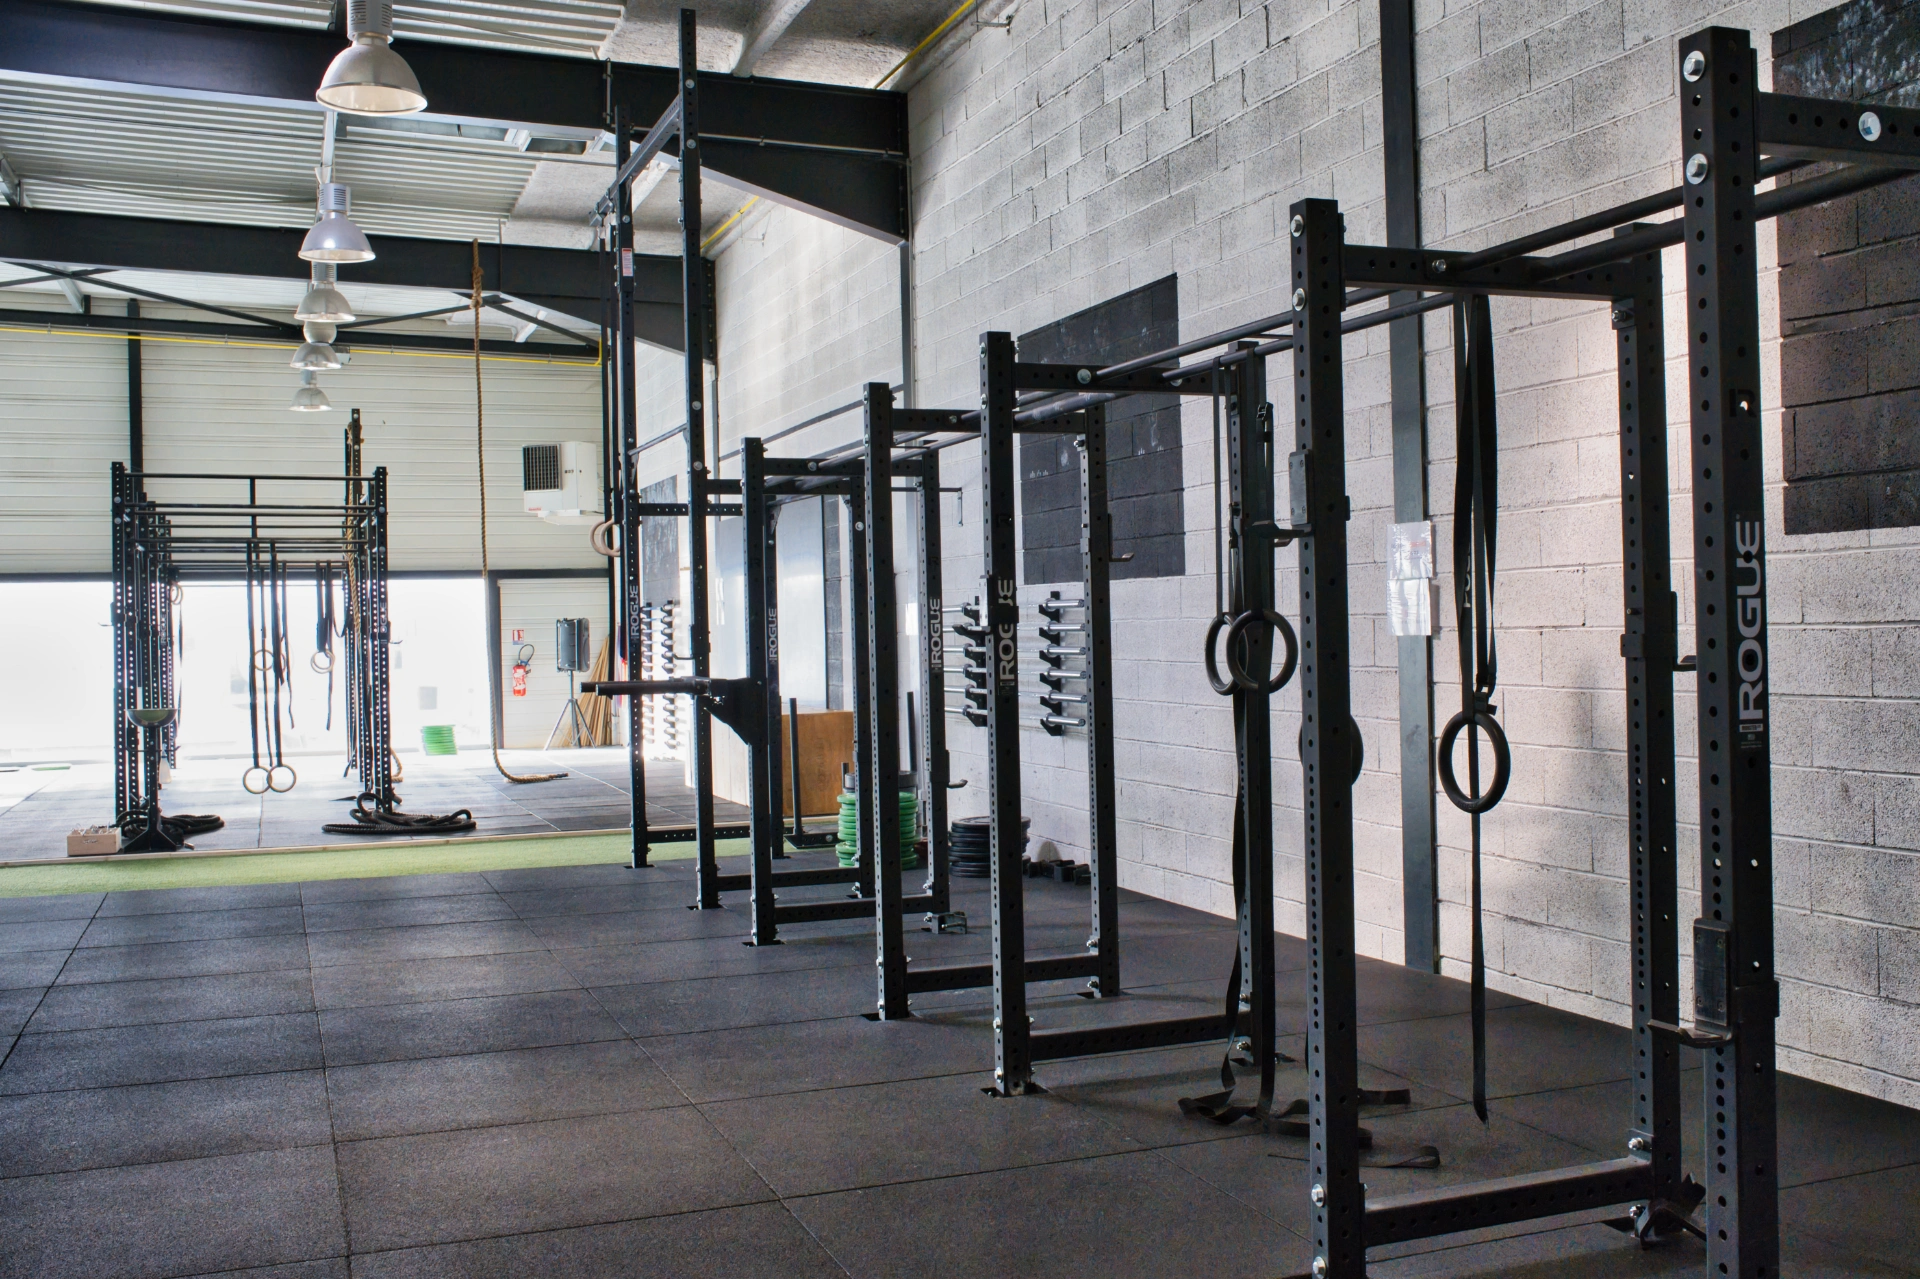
290 370 333 412
295 263 355 324
299 182 374 263
317 0 427 115
291 321 343 371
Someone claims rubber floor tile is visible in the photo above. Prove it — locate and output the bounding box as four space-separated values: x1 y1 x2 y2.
26 968 315 1032
0 917 88 954
702 1070 1140 1196
1783 1161 1920 1275
552 932 870 987
1355 1004 1635 1099
0 950 71 991
299 872 498 904
304 919 546 969
299 894 516 934
0 1012 323 1093
54 934 311 985
0 1145 345 1279
346 1202 843 1279
319 989 624 1066
309 950 579 1012
0 1069 332 1176
1772 1071 1920 1185
0 985 42 1040
495 880 713 920
77 905 307 949
520 904 759 949
1170 1102 1605 1239
1490 1075 1702 1171
0 893 102 925
324 1040 685 1140
96 882 305 917
483 862 692 892
590 963 877 1037
787 1147 1313 1279
636 1012 988 1102
335 1107 773 1252
178 1262 348 1279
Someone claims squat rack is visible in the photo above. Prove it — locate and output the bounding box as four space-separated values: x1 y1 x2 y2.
1276 26 1903 1278
109 436 394 840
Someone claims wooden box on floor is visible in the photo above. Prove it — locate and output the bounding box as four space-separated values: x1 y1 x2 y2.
712 709 853 818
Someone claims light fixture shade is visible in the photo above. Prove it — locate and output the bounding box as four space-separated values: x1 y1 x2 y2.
303 321 337 344
291 340 342 371
317 36 427 116
296 283 355 323
300 185 375 262
290 371 333 412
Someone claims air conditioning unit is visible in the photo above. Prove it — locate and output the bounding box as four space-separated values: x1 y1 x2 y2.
521 442 603 524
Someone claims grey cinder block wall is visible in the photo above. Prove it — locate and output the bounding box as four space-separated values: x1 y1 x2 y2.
636 0 1920 1110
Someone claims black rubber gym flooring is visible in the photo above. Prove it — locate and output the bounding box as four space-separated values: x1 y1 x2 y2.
1 857 1916 1278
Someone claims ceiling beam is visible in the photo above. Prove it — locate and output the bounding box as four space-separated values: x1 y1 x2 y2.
0 205 688 351
0 306 596 360
733 0 815 78
0 0 909 239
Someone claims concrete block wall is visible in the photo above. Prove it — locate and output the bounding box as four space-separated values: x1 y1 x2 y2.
670 0 1920 1109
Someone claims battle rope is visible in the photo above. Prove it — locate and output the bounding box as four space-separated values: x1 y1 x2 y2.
1439 293 1513 1124
471 240 564 784
322 791 475 835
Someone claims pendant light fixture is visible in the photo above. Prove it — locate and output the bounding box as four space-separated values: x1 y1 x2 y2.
291 321 343 371
290 370 333 412
295 263 355 324
300 182 374 263
317 0 427 116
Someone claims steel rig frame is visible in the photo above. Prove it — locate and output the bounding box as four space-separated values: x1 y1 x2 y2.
847 355 1287 1105
110 439 394 841
1271 26 1910 1277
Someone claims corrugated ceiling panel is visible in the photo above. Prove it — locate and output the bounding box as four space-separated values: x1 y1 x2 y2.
61 0 623 54
0 79 595 243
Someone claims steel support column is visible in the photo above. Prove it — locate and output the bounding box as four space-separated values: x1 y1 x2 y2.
1291 198 1363 1278
742 439 781 945
681 10 720 908
1612 236 1686 1206
1079 409 1120 996
614 106 652 869
981 331 1034 1094
865 385 910 1018
914 454 952 914
1678 28 1779 1275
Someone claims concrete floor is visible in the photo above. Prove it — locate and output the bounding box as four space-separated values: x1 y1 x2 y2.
1 858 1917 1278
0 748 748 861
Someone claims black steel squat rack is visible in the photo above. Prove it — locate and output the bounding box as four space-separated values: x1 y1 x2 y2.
109 440 393 834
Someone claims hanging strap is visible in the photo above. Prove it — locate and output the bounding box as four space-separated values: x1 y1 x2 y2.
1440 294 1511 1124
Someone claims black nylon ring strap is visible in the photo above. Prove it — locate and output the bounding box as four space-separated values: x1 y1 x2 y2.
1224 608 1299 694
242 542 269 795
1445 293 1505 1125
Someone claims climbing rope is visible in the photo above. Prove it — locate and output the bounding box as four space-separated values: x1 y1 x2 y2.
471 240 564 785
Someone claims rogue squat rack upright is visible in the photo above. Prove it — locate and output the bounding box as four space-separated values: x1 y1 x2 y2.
1229 26 1895 1279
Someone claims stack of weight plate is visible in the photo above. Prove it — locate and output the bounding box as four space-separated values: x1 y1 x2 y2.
949 815 1028 878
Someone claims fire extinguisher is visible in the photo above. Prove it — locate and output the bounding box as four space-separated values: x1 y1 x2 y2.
511 643 533 698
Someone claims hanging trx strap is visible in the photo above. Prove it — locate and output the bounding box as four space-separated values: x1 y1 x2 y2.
314 563 337 730
242 543 270 795
265 545 297 793
1439 293 1512 1124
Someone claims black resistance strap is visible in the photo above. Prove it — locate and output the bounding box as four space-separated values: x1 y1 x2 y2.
1438 294 1512 1124
314 563 337 731
242 544 270 796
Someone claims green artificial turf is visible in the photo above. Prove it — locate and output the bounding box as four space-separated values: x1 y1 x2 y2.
0 831 754 898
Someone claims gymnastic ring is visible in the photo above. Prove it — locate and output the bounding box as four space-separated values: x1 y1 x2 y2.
1299 717 1365 786
1437 708 1511 815
1202 614 1234 695
242 766 271 795
267 764 298 794
588 517 619 559
252 648 274 673
1224 608 1299 694
310 652 334 674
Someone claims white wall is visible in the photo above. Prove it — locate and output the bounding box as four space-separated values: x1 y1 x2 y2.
0 325 133 573
496 576 613 749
